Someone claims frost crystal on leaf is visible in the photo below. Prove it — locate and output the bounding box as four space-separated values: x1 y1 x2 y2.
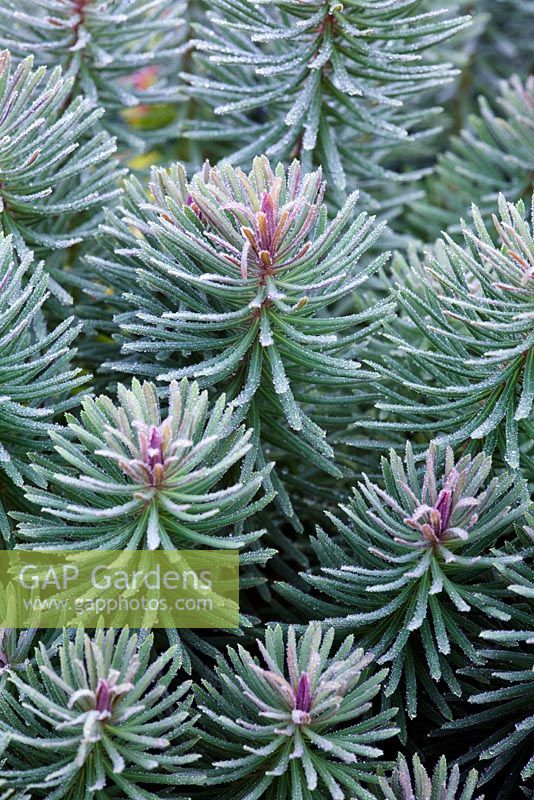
196 623 398 799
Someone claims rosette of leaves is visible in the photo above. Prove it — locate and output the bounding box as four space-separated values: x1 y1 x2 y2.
407 76 534 239
14 377 273 554
196 622 398 800
98 155 393 525
277 442 529 726
0 1 189 153
0 50 123 300
360 195 534 470
0 234 86 540
0 627 203 799
185 0 470 201
375 753 481 799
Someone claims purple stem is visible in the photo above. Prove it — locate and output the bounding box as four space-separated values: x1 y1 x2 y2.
295 672 312 713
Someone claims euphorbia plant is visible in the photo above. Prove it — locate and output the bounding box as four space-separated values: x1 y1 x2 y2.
92 155 393 526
